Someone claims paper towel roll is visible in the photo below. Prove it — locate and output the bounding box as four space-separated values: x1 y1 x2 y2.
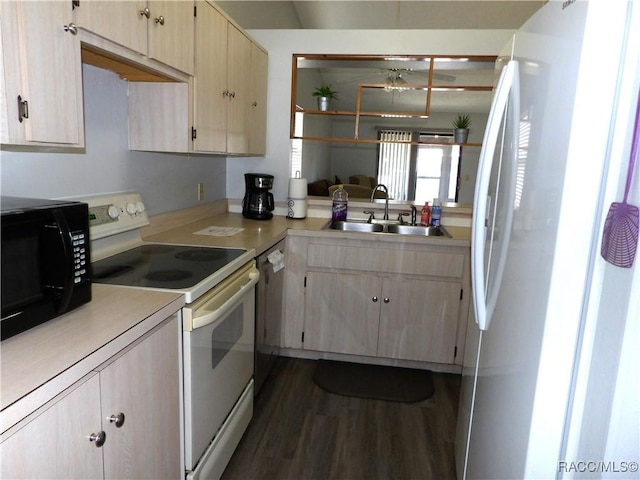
288 177 307 219
288 178 307 198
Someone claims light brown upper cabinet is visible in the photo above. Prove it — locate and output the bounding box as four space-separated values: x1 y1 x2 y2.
248 43 269 155
191 0 267 155
291 54 497 146
0 1 85 147
129 1 268 155
192 0 228 153
74 0 195 75
225 23 251 154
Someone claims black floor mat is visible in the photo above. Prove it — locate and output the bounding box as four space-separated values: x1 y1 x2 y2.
312 359 435 403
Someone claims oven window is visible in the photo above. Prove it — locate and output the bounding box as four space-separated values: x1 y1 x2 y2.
211 304 243 369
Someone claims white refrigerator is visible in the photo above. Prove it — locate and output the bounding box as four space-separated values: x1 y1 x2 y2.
456 1 640 479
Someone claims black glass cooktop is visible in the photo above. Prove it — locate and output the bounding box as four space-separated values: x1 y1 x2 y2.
92 244 246 289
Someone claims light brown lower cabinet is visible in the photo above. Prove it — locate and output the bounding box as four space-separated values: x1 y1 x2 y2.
285 234 470 366
304 271 382 356
304 271 461 363
0 315 181 479
376 276 461 363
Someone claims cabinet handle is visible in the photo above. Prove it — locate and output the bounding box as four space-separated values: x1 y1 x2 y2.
63 23 78 35
88 431 106 447
372 296 378 303
107 412 126 428
17 95 28 123
222 89 229 97
383 297 390 303
229 91 236 98
139 7 150 18
155 15 165 25
252 101 258 107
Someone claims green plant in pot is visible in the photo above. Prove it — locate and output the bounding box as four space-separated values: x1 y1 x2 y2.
453 114 471 144
312 84 339 111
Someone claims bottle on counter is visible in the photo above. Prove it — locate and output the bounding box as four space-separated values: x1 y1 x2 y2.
331 185 348 221
431 198 441 227
420 202 431 226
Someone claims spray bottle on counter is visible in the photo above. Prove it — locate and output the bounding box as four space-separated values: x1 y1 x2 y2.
431 198 441 227
331 185 348 221
421 202 431 226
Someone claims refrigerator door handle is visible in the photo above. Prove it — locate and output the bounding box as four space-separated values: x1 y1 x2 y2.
486 67 520 326
472 60 520 331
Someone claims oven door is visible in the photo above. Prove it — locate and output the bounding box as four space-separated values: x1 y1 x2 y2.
183 261 258 474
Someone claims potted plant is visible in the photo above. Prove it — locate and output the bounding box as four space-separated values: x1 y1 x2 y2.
312 84 339 111
453 114 471 144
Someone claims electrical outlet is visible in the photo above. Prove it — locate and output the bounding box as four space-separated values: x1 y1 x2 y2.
197 183 204 201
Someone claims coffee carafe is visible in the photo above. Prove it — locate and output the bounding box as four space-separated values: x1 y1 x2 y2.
242 173 275 220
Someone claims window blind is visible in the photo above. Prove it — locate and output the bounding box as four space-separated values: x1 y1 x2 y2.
377 130 412 201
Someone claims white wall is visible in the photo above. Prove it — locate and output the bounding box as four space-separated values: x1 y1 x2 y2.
232 28 515 202
0 64 226 216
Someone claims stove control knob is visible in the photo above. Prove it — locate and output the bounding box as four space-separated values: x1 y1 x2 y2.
126 202 137 215
135 201 146 214
107 205 120 220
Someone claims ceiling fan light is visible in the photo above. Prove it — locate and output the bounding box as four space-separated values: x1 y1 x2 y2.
382 74 407 92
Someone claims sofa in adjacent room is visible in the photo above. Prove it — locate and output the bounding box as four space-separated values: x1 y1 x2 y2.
307 175 385 198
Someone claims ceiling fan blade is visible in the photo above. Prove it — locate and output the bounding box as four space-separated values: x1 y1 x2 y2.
392 68 457 83
433 72 456 82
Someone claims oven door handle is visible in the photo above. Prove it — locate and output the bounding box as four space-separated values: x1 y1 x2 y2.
189 270 259 331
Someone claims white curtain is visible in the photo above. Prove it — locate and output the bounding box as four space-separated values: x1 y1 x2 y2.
377 130 412 200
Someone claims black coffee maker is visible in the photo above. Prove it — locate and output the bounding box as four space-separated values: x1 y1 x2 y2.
242 173 275 220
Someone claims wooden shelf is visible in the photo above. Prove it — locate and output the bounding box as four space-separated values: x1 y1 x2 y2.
302 109 430 119
293 135 481 147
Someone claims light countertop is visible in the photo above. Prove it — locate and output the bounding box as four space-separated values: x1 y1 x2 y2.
144 211 471 254
1 285 184 434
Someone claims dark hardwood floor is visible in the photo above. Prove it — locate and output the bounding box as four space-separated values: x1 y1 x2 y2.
222 357 461 480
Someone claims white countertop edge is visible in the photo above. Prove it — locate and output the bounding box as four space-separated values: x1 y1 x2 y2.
1 295 185 435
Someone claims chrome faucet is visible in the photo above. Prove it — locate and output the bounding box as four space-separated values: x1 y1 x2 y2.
371 184 389 220
410 204 417 225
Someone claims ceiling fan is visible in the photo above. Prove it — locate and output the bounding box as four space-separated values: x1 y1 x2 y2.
337 67 456 92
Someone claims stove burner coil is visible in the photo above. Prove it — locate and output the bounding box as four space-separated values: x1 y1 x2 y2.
175 250 227 262
140 244 175 255
145 270 193 282
93 265 135 279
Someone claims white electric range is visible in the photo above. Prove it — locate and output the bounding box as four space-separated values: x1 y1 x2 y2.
84 193 258 480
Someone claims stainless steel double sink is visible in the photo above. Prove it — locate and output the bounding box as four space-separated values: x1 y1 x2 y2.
324 220 451 237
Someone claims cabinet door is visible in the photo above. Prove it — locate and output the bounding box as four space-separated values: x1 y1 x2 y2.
148 0 194 75
99 315 181 479
193 0 228 152
74 0 148 55
304 271 382 356
248 43 268 155
1 374 104 479
1 1 84 146
378 278 461 363
226 24 251 154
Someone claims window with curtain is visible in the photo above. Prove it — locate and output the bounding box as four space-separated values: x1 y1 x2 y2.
377 129 461 203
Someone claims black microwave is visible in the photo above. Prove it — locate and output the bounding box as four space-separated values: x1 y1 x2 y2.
1 197 91 340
